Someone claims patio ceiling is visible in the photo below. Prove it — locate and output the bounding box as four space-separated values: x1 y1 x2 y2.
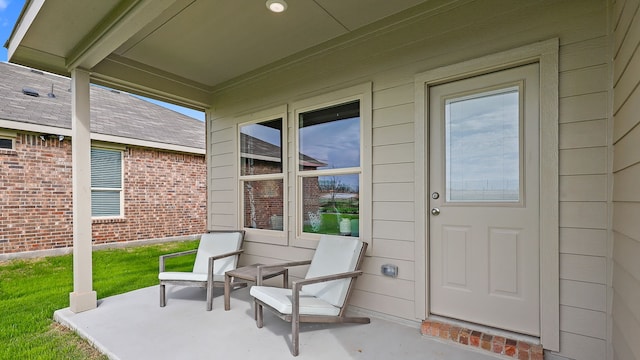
6 0 428 110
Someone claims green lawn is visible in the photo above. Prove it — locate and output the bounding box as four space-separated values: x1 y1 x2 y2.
303 213 359 235
0 240 198 360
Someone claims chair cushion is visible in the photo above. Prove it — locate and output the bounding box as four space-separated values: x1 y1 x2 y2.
192 231 243 275
250 286 340 316
302 235 363 308
159 272 225 282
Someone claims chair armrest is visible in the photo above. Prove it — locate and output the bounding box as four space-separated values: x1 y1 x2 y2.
159 249 198 272
209 249 244 262
256 260 312 285
207 249 245 278
290 270 364 327
291 270 363 290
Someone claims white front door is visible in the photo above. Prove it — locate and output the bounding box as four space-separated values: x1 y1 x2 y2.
428 63 540 336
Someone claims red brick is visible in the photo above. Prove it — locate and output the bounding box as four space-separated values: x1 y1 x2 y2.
505 344 517 357
450 326 461 341
481 339 492 351
470 331 482 347
493 336 506 345
531 345 544 360
530 350 544 360
459 330 470 345
1 135 206 256
518 350 530 360
439 323 451 339
430 322 440 337
421 321 431 335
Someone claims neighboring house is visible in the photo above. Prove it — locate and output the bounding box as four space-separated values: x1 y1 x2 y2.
0 62 207 257
6 1 640 360
240 131 326 231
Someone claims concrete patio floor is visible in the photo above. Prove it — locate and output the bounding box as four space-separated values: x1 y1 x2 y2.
54 285 500 360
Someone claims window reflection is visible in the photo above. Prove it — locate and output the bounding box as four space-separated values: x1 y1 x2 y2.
241 119 282 176
298 101 361 236
299 101 360 171
445 87 520 202
243 180 284 230
240 118 285 231
302 175 359 236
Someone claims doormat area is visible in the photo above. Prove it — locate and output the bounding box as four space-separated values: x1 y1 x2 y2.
421 319 543 360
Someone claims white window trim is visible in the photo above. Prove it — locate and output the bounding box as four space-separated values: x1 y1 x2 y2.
236 105 288 246
291 83 372 251
91 145 125 220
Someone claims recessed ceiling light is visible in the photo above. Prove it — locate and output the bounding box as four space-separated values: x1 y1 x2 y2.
266 0 287 13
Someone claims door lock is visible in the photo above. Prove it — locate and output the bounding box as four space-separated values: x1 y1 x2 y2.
431 207 440 216
431 192 440 199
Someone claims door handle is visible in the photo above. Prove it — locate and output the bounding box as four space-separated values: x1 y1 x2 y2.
431 208 440 216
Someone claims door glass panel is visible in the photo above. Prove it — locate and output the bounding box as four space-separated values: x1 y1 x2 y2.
445 86 520 202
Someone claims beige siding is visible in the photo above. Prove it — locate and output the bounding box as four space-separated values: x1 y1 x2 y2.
207 1 612 358
612 0 640 359
556 28 611 358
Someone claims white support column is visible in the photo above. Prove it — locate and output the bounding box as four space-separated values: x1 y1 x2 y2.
69 68 97 313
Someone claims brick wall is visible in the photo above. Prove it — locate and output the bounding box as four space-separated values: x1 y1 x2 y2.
241 160 284 230
240 160 322 230
0 133 206 255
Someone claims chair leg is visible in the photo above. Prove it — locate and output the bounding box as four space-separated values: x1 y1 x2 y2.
160 284 166 307
256 300 263 328
206 281 214 311
292 286 300 356
292 315 299 356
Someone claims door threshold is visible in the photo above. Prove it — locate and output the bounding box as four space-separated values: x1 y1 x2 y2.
421 317 543 360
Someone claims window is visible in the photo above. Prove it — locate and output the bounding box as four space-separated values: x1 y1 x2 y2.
235 84 371 248
91 147 123 217
0 138 13 150
239 118 284 231
298 100 361 237
445 86 521 202
0 129 16 150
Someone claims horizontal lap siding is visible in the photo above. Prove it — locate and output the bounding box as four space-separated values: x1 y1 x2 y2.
556 32 610 358
208 121 237 229
207 1 612 354
612 0 640 359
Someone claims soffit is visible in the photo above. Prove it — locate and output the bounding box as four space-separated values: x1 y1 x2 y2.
17 1 120 57
8 0 430 108
113 0 426 86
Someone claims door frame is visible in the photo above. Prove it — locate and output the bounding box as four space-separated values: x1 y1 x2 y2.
413 39 559 350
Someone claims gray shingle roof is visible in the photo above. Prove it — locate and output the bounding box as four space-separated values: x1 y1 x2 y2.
0 62 204 150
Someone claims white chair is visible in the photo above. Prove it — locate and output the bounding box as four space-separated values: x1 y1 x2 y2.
159 230 245 311
250 235 370 356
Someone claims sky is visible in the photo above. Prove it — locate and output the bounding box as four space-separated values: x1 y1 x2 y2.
0 0 204 121
445 88 520 200
242 118 361 190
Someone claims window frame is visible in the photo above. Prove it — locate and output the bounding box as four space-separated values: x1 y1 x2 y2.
91 144 125 219
236 105 288 246
0 129 17 151
291 83 372 249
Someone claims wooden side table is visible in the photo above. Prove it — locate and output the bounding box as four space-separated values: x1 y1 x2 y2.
224 264 288 311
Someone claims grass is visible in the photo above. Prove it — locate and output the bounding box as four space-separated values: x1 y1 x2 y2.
303 213 359 235
0 240 198 360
